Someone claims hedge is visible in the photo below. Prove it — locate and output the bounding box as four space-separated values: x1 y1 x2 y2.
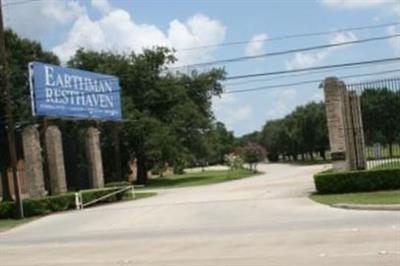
0 187 129 219
314 168 400 194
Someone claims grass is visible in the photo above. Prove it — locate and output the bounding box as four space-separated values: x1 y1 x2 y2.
133 192 157 200
311 190 400 205
0 217 37 233
142 168 257 189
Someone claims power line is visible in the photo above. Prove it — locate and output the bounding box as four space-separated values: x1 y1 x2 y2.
29 57 400 102
226 57 400 80
223 59 400 86
17 69 400 126
170 34 400 69
15 68 400 126
177 21 400 52
224 69 400 94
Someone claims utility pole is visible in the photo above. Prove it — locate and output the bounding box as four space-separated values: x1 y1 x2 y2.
0 0 24 218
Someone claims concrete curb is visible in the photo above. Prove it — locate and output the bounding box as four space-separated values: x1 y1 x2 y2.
332 203 400 211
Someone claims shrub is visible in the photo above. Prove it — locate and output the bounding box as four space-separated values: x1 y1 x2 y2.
0 187 128 219
224 153 244 170
241 142 267 172
0 202 14 218
105 181 131 188
314 168 400 194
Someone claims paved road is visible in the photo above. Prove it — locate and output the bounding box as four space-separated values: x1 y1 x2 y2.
1 163 399 266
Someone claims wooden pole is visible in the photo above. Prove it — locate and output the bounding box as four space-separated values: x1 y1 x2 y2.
0 0 24 218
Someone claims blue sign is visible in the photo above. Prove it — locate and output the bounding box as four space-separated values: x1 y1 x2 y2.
29 62 122 120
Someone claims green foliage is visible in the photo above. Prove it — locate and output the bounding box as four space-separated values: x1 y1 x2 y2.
1 30 230 191
1 30 60 198
68 48 226 184
224 153 244 170
0 188 127 219
314 169 400 194
144 169 255 189
240 142 266 172
105 181 131 187
361 88 400 157
240 102 328 162
0 201 14 219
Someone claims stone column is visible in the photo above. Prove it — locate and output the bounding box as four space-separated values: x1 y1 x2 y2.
349 91 366 170
45 126 67 194
323 77 350 171
85 127 104 188
343 89 357 170
22 125 46 198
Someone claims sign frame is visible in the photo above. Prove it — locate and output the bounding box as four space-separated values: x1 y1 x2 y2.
29 62 122 121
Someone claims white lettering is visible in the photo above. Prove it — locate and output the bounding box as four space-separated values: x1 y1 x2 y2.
44 66 55 86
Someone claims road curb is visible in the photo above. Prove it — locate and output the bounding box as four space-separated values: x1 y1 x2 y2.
332 203 400 211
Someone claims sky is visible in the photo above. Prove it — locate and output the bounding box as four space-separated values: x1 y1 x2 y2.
2 0 400 136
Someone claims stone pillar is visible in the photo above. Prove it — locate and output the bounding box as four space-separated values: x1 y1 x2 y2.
343 89 357 170
85 127 104 188
22 125 46 198
323 77 350 171
45 126 67 194
349 91 366 170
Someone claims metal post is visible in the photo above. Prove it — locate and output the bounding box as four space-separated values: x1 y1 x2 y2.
75 192 80 210
0 0 24 218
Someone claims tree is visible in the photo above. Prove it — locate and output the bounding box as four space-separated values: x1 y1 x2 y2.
361 88 400 157
258 101 328 162
241 142 267 172
0 30 59 201
205 122 234 164
68 48 225 184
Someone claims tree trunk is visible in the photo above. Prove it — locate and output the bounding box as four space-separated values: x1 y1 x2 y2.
309 152 314 160
1 166 12 201
136 155 148 185
389 143 393 158
301 153 305 161
320 150 326 160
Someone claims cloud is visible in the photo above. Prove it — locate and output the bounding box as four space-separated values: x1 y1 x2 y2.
3 0 85 40
52 4 226 64
91 0 113 14
265 89 297 119
387 25 400 54
245 33 268 56
285 31 357 69
320 0 393 8
234 106 252 121
212 93 253 130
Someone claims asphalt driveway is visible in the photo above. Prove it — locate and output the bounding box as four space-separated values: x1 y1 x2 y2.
0 163 399 266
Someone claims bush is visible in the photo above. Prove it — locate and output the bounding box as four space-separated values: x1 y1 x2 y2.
105 181 131 188
0 187 128 219
314 168 400 194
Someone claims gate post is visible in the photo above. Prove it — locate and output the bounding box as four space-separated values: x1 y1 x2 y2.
45 125 67 194
85 127 104 188
349 91 366 170
22 125 46 198
323 77 350 171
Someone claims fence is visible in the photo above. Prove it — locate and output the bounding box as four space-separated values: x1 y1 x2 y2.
347 77 400 169
324 76 400 171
